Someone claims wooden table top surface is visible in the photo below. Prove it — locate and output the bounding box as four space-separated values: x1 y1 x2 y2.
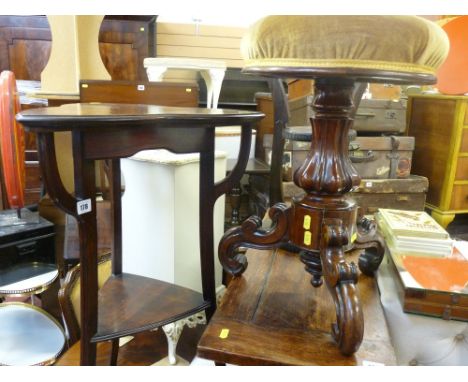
16 103 264 131
197 248 397 366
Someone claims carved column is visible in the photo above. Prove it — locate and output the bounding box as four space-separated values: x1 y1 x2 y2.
290 78 360 253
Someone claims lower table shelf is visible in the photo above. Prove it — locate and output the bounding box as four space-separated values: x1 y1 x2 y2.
93 273 211 342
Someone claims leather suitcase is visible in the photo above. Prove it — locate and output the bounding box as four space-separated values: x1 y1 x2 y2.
249 176 428 219
349 176 428 216
263 134 415 181
289 95 406 133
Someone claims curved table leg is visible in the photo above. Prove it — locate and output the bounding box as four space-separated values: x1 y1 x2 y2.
321 218 363 356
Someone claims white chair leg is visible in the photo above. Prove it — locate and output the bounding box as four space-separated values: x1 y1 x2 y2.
162 322 184 365
162 312 208 365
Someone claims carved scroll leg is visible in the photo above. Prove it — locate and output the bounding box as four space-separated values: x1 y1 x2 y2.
218 203 291 276
354 217 385 276
321 218 363 356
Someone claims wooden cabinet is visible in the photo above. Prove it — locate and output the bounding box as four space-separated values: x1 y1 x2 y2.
0 15 157 81
406 94 468 227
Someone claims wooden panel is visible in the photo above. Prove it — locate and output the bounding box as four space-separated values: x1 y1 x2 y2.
288 79 314 100
369 83 401 100
99 16 156 81
255 93 274 159
350 193 427 215
24 162 42 206
157 34 241 49
80 80 198 107
450 184 468 210
8 39 51 80
455 157 468 180
156 45 242 60
0 15 52 80
157 22 246 38
407 96 457 207
98 43 139 81
156 22 245 68
460 129 468 152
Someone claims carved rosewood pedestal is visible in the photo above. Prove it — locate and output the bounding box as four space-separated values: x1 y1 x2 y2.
219 77 385 355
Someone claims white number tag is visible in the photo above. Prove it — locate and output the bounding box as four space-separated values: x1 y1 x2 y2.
77 199 92 215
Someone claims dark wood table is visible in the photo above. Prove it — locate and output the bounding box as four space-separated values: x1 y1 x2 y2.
197 247 396 366
17 103 264 365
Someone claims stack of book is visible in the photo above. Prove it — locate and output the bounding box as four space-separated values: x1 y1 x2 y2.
376 208 453 257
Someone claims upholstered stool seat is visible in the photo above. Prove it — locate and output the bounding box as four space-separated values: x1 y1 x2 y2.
241 16 449 83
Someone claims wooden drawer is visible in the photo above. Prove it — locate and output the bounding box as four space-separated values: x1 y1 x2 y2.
460 129 468 152
455 157 468 180
450 184 468 210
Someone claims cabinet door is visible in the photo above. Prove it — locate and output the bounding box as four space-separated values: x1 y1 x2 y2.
99 16 157 81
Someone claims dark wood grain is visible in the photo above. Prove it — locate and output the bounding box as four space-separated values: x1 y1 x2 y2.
17 103 264 132
56 331 164 366
56 327 205 366
0 16 51 80
108 159 122 275
95 273 210 341
197 248 396 366
72 130 99 365
98 16 156 81
268 79 288 206
79 80 198 107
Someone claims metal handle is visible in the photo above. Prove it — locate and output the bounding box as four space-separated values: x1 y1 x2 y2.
349 150 375 163
355 112 376 119
16 241 38 257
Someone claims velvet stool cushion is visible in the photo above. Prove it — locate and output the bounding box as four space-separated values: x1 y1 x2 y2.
241 16 449 76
